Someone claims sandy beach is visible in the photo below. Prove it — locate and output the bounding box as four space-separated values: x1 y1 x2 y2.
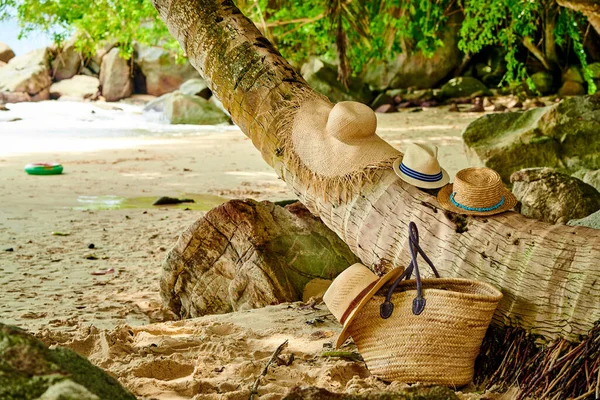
0 100 481 398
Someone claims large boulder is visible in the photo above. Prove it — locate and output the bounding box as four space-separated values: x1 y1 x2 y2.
51 40 81 81
362 17 462 91
572 168 600 192
568 209 600 230
0 42 15 63
0 48 52 99
0 323 135 400
462 95 600 182
49 75 100 100
161 200 359 318
511 168 600 224
178 78 211 99
99 48 133 102
134 44 201 96
301 57 374 104
439 76 491 99
150 90 229 124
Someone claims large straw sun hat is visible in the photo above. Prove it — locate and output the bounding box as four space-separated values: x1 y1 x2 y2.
392 143 449 189
291 100 400 178
438 167 517 216
323 263 404 349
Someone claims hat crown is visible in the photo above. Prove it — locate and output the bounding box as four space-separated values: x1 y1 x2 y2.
323 263 379 322
453 167 505 208
401 144 442 175
326 101 377 141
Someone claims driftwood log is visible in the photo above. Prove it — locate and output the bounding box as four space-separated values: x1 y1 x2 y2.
161 199 358 318
151 0 600 344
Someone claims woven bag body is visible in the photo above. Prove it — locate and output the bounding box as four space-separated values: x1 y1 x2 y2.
348 277 501 385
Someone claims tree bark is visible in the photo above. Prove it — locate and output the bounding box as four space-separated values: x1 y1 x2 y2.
152 0 600 342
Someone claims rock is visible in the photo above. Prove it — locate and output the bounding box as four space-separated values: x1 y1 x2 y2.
152 196 194 205
157 91 229 125
134 44 201 96
209 95 230 117
558 80 586 96
506 98 523 109
51 40 81 81
283 385 459 400
362 14 462 91
439 77 491 99
530 71 554 95
572 169 600 192
160 199 359 318
374 104 396 113
0 42 15 63
301 57 374 104
0 91 32 103
178 78 211 99
562 65 584 83
370 92 393 110
589 62 600 79
302 278 332 302
99 48 133 102
462 95 600 182
568 209 600 230
49 75 100 100
467 97 485 112
0 323 135 400
510 168 600 224
38 380 100 400
0 48 52 98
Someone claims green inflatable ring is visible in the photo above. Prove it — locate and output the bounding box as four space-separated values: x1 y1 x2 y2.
24 163 64 176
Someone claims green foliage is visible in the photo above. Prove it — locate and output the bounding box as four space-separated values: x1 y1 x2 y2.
1 0 597 94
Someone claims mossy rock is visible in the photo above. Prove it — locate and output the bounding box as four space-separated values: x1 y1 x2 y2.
439 77 491 99
462 95 600 182
163 91 230 125
562 66 584 84
530 71 554 95
589 63 600 80
0 324 135 400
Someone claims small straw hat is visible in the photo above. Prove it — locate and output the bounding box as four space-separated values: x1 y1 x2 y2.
438 167 517 216
291 100 400 178
392 143 449 189
323 263 404 349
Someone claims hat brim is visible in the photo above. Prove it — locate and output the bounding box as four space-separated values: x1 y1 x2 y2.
437 183 517 216
392 157 449 189
335 267 405 349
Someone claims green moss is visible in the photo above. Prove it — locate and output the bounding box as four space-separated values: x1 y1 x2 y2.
0 324 135 400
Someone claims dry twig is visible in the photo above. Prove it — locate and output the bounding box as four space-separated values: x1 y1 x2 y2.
249 339 289 399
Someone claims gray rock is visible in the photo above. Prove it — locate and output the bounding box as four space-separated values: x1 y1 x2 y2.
301 57 374 104
558 80 586 96
146 91 229 125
49 75 100 100
99 48 133 102
370 92 393 110
439 77 491 99
572 169 600 192
51 40 81 81
0 48 52 97
568 209 600 230
179 78 211 99
38 380 100 400
0 42 15 63
134 44 201 96
511 168 600 224
530 71 554 95
362 14 462 91
462 95 600 182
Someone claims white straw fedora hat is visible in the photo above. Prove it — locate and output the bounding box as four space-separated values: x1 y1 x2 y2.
392 143 449 189
291 99 400 178
323 263 404 349
438 167 517 216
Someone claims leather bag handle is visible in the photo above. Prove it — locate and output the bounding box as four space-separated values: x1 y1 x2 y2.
380 222 440 319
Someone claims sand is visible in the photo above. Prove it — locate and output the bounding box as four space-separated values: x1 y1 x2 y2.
0 100 489 398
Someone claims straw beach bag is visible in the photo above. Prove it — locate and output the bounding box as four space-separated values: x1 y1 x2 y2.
347 222 503 386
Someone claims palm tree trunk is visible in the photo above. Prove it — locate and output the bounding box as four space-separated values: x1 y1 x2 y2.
152 0 600 342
